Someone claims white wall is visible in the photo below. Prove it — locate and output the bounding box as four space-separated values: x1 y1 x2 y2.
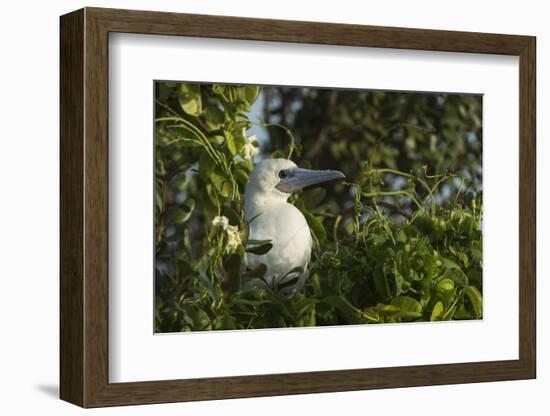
0 0 546 414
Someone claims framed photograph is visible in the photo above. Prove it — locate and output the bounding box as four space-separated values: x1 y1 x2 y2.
60 7 536 408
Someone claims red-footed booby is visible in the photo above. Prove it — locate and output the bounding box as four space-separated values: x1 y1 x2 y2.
244 159 345 293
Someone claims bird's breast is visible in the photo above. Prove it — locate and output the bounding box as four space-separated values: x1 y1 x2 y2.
245 202 312 283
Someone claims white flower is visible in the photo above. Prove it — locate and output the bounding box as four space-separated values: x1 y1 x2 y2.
211 215 229 230
242 133 260 160
212 216 241 252
225 224 242 253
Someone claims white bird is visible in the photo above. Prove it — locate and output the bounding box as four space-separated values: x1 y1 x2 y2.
244 159 345 293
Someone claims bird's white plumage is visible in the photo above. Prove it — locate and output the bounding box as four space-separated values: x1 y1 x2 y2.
246 202 312 284
244 159 311 291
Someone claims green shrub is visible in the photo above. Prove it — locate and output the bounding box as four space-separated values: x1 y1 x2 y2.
154 82 482 332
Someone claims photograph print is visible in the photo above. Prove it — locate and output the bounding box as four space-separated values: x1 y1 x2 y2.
154 82 483 332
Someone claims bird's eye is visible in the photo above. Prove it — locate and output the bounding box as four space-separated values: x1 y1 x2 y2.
278 170 288 179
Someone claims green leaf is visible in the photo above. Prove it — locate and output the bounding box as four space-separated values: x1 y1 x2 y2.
205 184 219 209
303 211 327 241
198 152 215 181
431 301 445 321
301 188 327 210
233 168 249 187
373 266 391 299
246 239 272 245
170 172 189 192
435 278 455 292
391 296 423 321
181 304 210 329
245 242 273 255
271 150 286 159
277 276 300 291
399 311 424 320
167 206 193 224
391 296 422 313
157 82 174 102
204 105 225 129
464 285 483 318
375 304 401 320
182 198 195 212
459 216 474 235
155 186 163 212
393 266 405 296
225 130 237 155
363 308 380 323
281 266 304 280
440 257 461 270
243 85 260 105
178 84 202 116
211 171 232 198
440 268 468 287
322 295 361 323
413 215 435 234
222 206 241 226
467 269 482 286
212 84 227 98
293 296 318 317
212 85 258 111
214 315 236 330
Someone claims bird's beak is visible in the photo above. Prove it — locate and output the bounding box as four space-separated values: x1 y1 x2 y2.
276 168 345 193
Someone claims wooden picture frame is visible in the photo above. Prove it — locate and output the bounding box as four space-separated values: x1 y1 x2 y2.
60 7 536 408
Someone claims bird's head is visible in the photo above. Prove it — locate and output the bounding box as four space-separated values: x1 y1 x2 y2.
245 158 345 203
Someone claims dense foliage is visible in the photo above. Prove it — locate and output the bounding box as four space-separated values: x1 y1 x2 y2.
154 82 482 332
261 87 482 210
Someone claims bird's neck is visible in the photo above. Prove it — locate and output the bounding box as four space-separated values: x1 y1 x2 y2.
244 190 290 222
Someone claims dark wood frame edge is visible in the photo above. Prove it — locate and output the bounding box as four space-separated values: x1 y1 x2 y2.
60 7 536 408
